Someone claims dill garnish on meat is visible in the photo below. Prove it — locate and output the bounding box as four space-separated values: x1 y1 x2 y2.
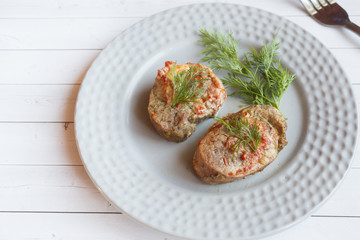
170 64 210 108
215 116 262 153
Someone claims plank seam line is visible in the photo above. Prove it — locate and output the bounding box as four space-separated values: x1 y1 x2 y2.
0 49 103 51
0 164 83 167
311 215 360 218
0 212 359 218
0 47 359 51
0 211 122 214
0 121 74 124
0 83 81 86
0 17 143 20
4 14 360 19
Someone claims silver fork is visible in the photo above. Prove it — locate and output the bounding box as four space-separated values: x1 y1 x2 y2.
300 0 360 35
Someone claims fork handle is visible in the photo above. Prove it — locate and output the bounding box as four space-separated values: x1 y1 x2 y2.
345 22 360 36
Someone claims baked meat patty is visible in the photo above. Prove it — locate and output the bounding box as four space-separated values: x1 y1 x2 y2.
193 105 287 184
148 61 227 142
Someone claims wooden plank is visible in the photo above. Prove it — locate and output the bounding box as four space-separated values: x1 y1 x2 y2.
0 212 359 240
0 120 358 168
315 169 360 216
0 85 78 122
0 50 99 84
351 86 360 167
0 0 305 18
0 166 117 212
330 49 360 86
0 123 81 165
0 0 358 18
0 165 359 216
0 18 139 50
0 17 359 50
0 212 183 240
265 216 360 240
0 120 357 167
0 81 359 124
350 144 360 168
287 16 360 49
0 48 358 85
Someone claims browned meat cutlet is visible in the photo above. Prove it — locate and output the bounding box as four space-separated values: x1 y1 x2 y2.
148 61 227 142
193 105 287 184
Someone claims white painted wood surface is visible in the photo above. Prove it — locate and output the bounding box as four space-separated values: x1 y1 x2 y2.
0 0 359 239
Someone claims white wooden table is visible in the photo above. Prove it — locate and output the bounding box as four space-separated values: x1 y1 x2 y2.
1 0 359 239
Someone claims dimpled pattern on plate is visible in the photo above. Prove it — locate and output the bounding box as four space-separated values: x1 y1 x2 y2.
75 3 358 240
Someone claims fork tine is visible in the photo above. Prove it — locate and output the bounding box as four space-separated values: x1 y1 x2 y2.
318 0 329 7
310 0 322 10
326 0 336 4
300 0 318 15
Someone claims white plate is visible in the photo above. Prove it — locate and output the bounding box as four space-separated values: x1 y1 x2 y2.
75 3 358 240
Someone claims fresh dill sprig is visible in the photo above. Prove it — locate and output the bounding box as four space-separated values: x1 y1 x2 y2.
215 116 262 153
199 28 295 110
170 64 210 108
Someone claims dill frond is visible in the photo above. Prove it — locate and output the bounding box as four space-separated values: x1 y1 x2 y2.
199 28 295 110
170 64 210 108
216 116 262 153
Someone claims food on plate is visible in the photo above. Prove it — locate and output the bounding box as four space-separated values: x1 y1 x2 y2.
148 61 227 142
193 29 294 184
193 105 287 184
199 29 295 111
